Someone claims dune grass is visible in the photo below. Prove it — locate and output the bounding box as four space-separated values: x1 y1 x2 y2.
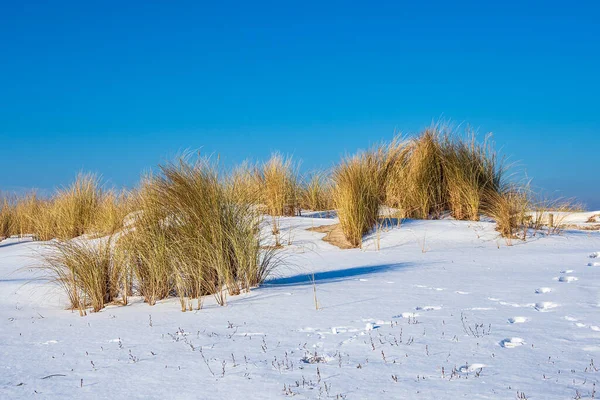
39 157 280 314
10 122 572 315
51 173 103 239
482 186 529 240
0 174 132 241
387 129 446 219
333 144 398 248
333 125 524 245
258 154 300 217
301 172 333 212
443 132 503 221
88 189 131 236
0 197 16 238
227 161 263 206
41 237 124 315
117 157 278 311
529 197 583 235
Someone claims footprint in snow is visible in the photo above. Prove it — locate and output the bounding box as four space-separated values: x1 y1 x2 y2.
557 276 578 283
364 322 380 331
489 297 534 308
508 317 528 324
590 252 599 258
413 285 445 291
535 302 559 312
340 335 359 345
500 337 525 348
415 306 441 311
394 312 419 319
589 262 600 267
535 287 552 294
500 301 536 308
560 269 574 274
330 327 349 334
564 317 600 331
455 291 469 295
459 363 486 373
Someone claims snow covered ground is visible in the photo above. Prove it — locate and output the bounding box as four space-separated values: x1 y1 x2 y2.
1 215 600 399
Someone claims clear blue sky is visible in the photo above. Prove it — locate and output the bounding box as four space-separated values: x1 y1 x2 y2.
1 1 599 208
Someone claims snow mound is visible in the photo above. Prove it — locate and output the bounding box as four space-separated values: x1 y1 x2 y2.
508 317 528 324
500 337 525 348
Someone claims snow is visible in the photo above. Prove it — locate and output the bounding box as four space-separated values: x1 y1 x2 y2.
1 216 600 399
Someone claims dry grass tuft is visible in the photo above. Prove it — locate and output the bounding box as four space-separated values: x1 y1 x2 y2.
41 237 125 315
443 133 503 221
117 157 279 310
481 186 529 241
529 197 584 235
13 193 42 237
226 161 263 206
301 172 333 211
0 197 16 238
52 173 103 239
1 174 132 241
89 190 132 236
388 129 446 219
258 154 300 217
333 145 395 248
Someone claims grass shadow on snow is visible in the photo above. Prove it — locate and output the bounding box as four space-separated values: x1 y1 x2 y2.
0 240 32 249
263 263 413 287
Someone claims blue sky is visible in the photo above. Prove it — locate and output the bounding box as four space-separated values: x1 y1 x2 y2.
1 1 599 208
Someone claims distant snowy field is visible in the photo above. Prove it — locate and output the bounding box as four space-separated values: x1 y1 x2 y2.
1 215 600 399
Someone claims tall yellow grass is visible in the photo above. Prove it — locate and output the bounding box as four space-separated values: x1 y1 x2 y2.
301 172 333 211
333 144 397 248
41 237 124 314
258 154 300 217
7 123 560 316
0 174 130 241
117 157 278 310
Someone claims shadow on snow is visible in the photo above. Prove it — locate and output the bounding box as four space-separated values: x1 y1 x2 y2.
263 263 413 287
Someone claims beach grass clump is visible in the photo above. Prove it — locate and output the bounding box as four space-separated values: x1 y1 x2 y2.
89 189 132 236
42 237 124 315
0 197 16 238
2 174 131 241
386 130 445 219
51 173 103 240
258 154 300 217
333 144 397 248
443 132 503 221
12 193 43 237
482 185 529 239
301 172 333 211
384 125 518 237
117 157 278 310
226 161 263 207
529 196 583 235
40 157 279 314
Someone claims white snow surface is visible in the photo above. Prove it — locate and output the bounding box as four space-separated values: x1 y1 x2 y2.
1 217 600 399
